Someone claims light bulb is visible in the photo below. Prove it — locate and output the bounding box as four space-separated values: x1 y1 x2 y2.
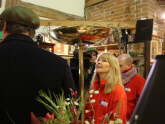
162 13 165 19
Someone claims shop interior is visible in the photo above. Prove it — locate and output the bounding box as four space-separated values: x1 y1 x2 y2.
2 0 165 80
1 0 165 123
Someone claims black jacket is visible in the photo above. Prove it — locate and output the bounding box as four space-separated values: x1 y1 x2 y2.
0 34 76 123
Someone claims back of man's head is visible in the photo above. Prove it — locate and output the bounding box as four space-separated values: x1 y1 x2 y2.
0 6 40 29
117 54 133 73
118 54 133 65
0 6 40 37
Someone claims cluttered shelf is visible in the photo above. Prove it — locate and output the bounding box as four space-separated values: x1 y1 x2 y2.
89 44 118 48
36 42 55 53
126 41 144 44
130 55 145 57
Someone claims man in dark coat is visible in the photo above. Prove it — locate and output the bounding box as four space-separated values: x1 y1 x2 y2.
0 6 76 123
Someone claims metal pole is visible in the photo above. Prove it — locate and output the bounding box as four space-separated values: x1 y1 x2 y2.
78 39 85 124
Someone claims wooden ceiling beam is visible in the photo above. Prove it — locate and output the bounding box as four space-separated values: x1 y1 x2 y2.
19 1 84 20
157 1 165 6
160 1 165 6
5 0 20 8
85 0 107 8
5 0 84 21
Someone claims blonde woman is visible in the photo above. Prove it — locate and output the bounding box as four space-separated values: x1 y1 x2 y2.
85 52 127 124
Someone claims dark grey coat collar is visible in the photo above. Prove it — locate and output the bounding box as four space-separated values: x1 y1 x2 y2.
1 34 37 46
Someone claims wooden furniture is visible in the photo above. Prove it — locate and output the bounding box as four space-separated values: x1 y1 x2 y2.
37 42 55 53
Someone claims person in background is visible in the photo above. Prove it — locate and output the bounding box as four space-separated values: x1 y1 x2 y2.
0 6 76 124
117 54 145 121
84 47 98 95
85 52 127 124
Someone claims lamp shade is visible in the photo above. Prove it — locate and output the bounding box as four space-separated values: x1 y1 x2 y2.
130 55 165 124
41 26 48 36
41 30 48 36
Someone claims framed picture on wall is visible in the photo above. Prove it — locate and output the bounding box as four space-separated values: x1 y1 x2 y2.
52 40 65 54
153 23 158 36
150 40 158 62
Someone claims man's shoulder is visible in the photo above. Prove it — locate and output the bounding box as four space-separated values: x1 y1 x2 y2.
0 38 66 63
134 73 145 80
131 73 146 83
42 50 66 62
53 53 66 61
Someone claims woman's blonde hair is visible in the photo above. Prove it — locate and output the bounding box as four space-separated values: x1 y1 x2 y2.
90 52 123 94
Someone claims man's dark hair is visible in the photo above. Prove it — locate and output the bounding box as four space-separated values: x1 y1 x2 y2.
0 20 35 37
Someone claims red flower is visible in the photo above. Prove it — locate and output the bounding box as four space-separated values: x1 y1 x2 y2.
75 91 78 96
69 88 78 101
70 106 78 119
42 112 54 123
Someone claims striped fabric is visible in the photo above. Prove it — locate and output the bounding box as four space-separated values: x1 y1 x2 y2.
122 67 137 84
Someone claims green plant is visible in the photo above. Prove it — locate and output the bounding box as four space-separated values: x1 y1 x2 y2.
36 89 82 124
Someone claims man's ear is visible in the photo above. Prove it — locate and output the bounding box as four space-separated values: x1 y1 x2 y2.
128 63 132 67
3 21 6 33
2 21 8 40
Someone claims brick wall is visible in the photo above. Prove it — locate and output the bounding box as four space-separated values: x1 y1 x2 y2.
85 0 149 22
85 0 165 38
147 0 165 37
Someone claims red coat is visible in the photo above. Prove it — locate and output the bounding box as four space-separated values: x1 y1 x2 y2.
124 74 145 121
85 80 127 124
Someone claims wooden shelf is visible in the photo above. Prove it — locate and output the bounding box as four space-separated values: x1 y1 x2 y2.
89 44 118 48
37 42 55 53
131 55 144 57
126 41 145 44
